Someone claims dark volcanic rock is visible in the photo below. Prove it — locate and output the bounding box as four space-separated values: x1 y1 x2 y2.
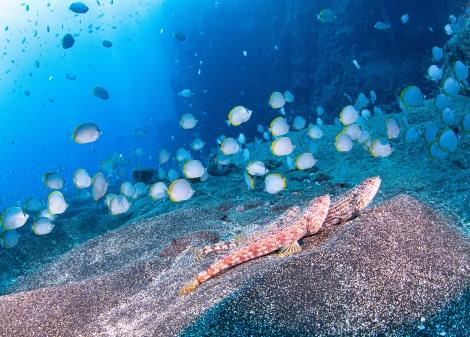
132 168 160 184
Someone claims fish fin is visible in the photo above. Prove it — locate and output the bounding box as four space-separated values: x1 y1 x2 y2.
189 247 204 262
278 241 302 258
179 278 199 296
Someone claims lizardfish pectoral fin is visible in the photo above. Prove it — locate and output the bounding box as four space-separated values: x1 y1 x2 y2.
278 241 302 258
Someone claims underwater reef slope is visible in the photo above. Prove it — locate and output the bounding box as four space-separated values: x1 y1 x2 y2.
0 195 469 336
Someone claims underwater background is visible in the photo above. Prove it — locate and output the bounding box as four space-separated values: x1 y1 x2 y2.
1 0 470 336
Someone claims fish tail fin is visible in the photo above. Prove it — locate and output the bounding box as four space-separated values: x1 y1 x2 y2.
179 278 199 296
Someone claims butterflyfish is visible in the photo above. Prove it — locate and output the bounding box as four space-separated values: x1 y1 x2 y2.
385 118 400 139
43 171 65 189
180 113 198 129
244 171 255 190
292 116 306 130
308 124 323 139
442 77 460 95
178 89 193 97
168 169 179 182
264 173 286 194
295 152 317 170
441 108 455 125
227 106 252 126
271 136 294 156
168 179 194 202
73 122 101 144
62 33 75 49
283 90 294 102
374 22 390 30
47 191 68 215
462 113 470 132
93 87 109 100
121 181 136 198
339 105 358 125
134 128 146 137
431 46 444 62
73 169 92 189
428 140 448 160
400 86 424 108
159 149 170 164
269 91 286 109
246 160 268 176
108 195 131 215
452 61 468 82
25 198 45 212
69 2 89 13
1 230 19 248
344 124 362 140
191 138 205 151
175 148 191 162
2 207 29 230
434 94 449 111
183 160 205 179
404 127 419 143
335 132 353 152
270 117 289 136
92 173 108 201
427 65 442 82
317 9 335 23
150 182 168 200
437 128 458 152
370 138 393 157
220 138 240 155
33 217 54 235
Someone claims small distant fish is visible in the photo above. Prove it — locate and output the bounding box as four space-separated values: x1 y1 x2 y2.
352 59 360 69
62 33 75 49
269 91 286 109
69 2 89 13
102 40 113 48
93 86 109 100
180 113 198 129
73 122 101 144
178 89 193 97
134 147 144 156
317 9 335 23
374 22 390 30
159 149 170 164
190 138 205 151
66 73 77 80
134 128 146 137
173 32 187 42
401 13 409 24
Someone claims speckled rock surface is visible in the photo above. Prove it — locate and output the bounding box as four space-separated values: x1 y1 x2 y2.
0 195 469 336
